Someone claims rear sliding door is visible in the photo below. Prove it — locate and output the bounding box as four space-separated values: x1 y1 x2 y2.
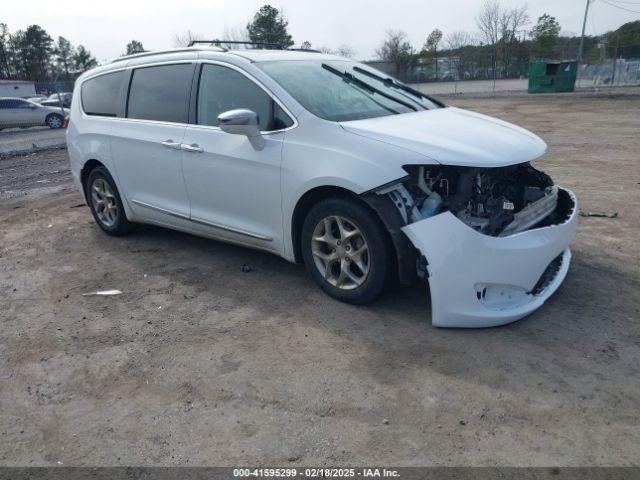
110 62 195 223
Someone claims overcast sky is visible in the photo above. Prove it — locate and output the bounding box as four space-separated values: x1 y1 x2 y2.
3 0 638 62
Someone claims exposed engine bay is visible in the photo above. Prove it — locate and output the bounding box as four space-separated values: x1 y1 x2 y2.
383 162 564 237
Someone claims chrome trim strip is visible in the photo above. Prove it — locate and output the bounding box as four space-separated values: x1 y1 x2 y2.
79 59 297 133
190 216 273 241
131 199 272 241
81 67 129 83
131 199 189 219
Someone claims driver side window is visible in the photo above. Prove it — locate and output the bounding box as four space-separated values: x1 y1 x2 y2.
196 63 293 132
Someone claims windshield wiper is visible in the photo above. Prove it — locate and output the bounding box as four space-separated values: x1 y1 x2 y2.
352 66 445 108
321 63 417 112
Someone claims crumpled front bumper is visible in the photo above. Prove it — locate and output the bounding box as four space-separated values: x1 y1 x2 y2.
401 188 578 328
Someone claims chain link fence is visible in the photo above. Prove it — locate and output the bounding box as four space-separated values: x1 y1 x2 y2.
577 59 640 88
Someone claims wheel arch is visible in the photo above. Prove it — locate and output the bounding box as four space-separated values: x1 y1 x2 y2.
291 185 416 284
291 185 357 263
80 159 107 199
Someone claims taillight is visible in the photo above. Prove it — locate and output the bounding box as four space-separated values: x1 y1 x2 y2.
63 115 70 128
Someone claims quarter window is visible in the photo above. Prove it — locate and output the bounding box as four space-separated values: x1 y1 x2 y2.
81 71 124 117
127 64 193 123
196 64 293 131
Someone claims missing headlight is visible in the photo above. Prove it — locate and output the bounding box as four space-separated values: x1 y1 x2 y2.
397 162 557 236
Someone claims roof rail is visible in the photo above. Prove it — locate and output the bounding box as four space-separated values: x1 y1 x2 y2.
111 46 225 63
287 48 322 53
188 39 284 50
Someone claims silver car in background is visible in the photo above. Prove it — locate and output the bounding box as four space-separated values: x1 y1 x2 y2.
0 97 68 130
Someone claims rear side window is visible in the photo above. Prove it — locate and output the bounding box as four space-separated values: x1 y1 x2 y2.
127 64 193 123
0 99 18 108
196 64 293 131
81 71 124 117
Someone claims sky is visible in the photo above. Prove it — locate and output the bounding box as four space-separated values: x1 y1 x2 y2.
2 0 638 62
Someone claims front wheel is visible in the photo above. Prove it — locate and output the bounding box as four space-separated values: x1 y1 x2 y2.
46 114 63 129
301 197 394 304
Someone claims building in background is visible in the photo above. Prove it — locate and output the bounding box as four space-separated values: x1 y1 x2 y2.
0 80 37 98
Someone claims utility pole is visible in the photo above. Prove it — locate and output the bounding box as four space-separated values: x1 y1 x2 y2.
577 0 591 64
576 0 591 86
611 35 619 85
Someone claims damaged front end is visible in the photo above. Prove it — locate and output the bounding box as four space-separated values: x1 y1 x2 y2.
364 162 578 328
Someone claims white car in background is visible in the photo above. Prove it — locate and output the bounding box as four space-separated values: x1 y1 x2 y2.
66 45 578 328
0 97 67 129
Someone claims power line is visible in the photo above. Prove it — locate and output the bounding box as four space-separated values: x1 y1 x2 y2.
600 0 640 13
605 0 640 4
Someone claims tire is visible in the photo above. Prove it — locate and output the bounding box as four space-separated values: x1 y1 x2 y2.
301 197 394 304
85 166 133 236
45 113 63 129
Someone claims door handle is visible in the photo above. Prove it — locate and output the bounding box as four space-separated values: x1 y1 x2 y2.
161 139 181 149
181 143 204 153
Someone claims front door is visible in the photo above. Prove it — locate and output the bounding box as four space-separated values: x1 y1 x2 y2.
110 63 195 222
8 99 42 127
180 63 294 252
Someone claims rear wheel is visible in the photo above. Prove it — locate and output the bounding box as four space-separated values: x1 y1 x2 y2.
85 166 133 236
46 113 63 129
301 197 393 304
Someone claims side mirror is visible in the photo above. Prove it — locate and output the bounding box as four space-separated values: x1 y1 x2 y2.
218 109 265 150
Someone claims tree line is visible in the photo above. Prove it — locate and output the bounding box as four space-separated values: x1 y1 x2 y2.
2 2 639 86
0 23 100 84
375 0 640 82
0 22 152 86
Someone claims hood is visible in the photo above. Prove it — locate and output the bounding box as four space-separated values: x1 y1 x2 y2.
340 107 547 168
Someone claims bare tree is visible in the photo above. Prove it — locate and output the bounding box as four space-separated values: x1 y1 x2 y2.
499 4 529 76
318 44 356 58
173 30 202 48
477 1 528 85
336 45 355 58
222 25 250 45
445 30 477 91
446 31 476 51
476 0 501 87
376 30 417 79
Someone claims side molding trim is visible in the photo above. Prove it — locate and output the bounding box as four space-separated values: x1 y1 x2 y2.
131 199 273 242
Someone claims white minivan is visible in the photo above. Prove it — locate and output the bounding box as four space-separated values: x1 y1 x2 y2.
67 44 578 328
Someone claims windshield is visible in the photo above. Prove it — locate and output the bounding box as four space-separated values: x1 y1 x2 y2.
257 60 442 122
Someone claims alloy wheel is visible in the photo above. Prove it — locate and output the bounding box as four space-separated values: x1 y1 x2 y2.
48 116 62 128
91 178 118 227
311 215 370 290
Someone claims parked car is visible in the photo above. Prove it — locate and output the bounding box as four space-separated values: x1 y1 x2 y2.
67 47 578 328
28 95 49 103
44 92 73 108
0 97 68 129
40 99 68 109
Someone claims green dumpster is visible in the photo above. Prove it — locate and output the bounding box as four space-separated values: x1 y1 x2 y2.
528 60 577 93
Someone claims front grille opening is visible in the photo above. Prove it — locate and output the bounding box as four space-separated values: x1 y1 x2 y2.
530 254 563 295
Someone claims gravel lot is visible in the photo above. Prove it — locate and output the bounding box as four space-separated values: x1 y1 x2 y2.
0 127 66 156
0 92 639 466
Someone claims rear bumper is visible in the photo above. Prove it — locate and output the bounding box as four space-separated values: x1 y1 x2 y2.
401 188 578 328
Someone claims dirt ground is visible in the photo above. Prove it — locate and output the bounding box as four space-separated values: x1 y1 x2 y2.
0 92 639 467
